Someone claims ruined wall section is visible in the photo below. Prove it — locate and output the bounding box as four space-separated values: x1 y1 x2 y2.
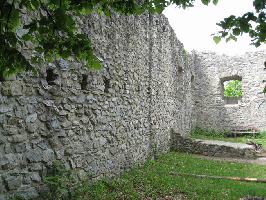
0 13 195 199
148 15 195 153
193 51 266 131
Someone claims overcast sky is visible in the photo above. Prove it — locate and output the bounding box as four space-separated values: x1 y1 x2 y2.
163 0 266 55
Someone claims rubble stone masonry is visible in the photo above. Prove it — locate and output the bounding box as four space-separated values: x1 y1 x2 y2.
0 12 265 199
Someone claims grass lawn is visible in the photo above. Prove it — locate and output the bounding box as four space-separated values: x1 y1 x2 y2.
89 152 266 200
190 129 266 149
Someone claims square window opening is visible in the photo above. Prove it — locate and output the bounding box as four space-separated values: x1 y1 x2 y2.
221 76 243 104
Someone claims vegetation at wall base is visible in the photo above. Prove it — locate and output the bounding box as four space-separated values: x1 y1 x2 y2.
11 152 266 200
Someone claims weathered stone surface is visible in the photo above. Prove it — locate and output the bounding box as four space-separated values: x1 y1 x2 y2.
8 134 27 143
0 11 264 200
0 106 12 114
4 175 22 190
2 125 18 135
1 81 24 96
193 51 266 131
0 178 6 193
15 186 39 199
26 148 54 163
25 113 38 123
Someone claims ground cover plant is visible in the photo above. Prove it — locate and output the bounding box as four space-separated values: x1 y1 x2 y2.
190 127 266 149
18 152 265 200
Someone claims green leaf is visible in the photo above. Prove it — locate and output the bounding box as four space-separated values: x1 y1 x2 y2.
213 36 221 44
201 0 210 5
21 34 32 41
232 28 241 36
213 0 219 5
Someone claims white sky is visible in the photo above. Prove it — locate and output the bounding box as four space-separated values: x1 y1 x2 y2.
163 0 266 55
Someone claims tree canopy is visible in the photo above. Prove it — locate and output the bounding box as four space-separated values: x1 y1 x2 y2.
0 0 265 78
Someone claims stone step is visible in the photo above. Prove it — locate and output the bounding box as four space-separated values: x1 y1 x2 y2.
225 131 260 137
194 139 255 150
172 133 259 159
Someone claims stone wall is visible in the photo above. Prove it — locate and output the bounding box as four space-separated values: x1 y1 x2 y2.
0 10 265 199
0 13 195 199
193 51 266 131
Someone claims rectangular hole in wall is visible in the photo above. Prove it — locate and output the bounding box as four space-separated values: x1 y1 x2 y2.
221 75 243 104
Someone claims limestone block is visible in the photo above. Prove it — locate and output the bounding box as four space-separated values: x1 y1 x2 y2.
25 113 38 123
0 106 12 114
4 175 22 190
1 81 24 96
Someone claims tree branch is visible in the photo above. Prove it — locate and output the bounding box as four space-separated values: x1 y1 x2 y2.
0 0 7 31
38 0 58 35
5 0 14 32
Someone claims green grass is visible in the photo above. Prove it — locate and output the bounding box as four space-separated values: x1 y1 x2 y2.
86 152 266 200
190 128 266 149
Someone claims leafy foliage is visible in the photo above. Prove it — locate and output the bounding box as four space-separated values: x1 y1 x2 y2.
0 0 265 79
214 0 266 46
223 80 243 98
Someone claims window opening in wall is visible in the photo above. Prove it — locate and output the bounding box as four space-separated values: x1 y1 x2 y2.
264 61 266 69
147 86 151 95
103 77 110 93
221 76 243 104
46 68 58 85
80 74 88 90
191 75 195 83
136 85 141 92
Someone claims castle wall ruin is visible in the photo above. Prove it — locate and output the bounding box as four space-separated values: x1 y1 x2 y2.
0 13 195 199
193 51 266 131
0 12 265 199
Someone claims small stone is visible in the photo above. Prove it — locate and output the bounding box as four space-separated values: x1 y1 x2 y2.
26 123 38 133
0 106 12 114
14 143 27 153
30 173 41 182
58 58 69 70
26 113 38 123
2 125 18 135
16 186 39 199
8 134 27 143
43 100 54 107
99 137 107 146
27 104 35 114
1 81 23 96
0 178 6 193
4 175 22 190
26 148 54 163
47 118 60 130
